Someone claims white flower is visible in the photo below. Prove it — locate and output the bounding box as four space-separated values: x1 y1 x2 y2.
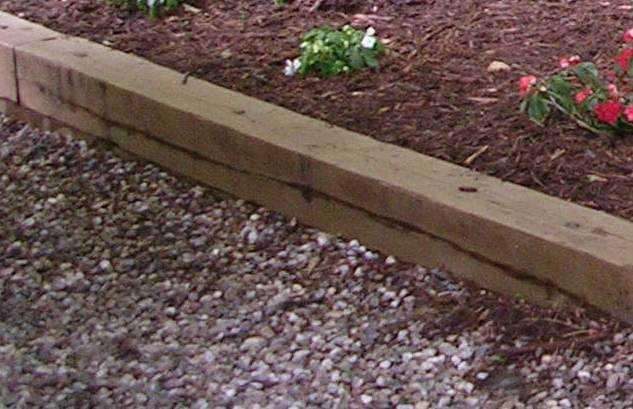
283 58 301 76
361 34 376 49
361 27 378 49
283 60 295 76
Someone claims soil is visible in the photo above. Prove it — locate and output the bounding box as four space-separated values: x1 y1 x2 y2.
3 0 633 220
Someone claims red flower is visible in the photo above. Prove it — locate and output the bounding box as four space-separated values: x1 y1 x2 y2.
559 55 581 68
518 75 537 97
574 88 593 104
608 84 619 99
594 101 622 125
624 28 633 43
617 49 633 71
625 106 633 122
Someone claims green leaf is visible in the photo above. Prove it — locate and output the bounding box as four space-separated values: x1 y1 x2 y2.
348 48 364 70
573 62 601 87
547 75 575 113
548 75 574 96
583 92 602 112
526 92 551 125
363 53 379 69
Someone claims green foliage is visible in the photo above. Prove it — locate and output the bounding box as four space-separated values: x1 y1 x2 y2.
106 0 184 18
520 57 633 137
288 25 386 77
573 62 601 88
521 91 551 126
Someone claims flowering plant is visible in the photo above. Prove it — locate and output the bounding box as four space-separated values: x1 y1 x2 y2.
106 0 183 18
519 29 633 137
284 26 386 77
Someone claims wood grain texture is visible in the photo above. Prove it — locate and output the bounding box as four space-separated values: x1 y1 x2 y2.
4 11 633 321
109 125 570 309
0 12 59 101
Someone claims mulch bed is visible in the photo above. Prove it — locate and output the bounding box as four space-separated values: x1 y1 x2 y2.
3 0 633 220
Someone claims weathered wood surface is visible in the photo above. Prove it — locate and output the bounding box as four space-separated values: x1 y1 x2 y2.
2 11 633 321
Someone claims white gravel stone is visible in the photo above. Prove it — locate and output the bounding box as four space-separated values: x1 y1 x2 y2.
559 398 572 408
241 337 267 351
164 307 177 316
577 370 591 382
98 260 113 271
465 397 479 407
360 394 373 405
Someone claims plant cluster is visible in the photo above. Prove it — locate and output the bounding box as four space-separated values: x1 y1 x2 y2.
106 0 183 18
520 28 633 137
284 25 386 77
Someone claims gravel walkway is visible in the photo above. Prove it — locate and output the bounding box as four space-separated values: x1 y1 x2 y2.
1 115 633 408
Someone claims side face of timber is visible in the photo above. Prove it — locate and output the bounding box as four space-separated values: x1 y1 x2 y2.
2 11 633 321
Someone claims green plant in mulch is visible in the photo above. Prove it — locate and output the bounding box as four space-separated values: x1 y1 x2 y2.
519 27 633 137
284 25 386 78
106 0 184 18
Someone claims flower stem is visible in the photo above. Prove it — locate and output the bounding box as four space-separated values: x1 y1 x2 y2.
543 92 607 136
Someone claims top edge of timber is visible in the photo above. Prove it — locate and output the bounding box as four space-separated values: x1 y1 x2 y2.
0 11 60 46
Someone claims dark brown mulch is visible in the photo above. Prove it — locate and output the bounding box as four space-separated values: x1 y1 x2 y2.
3 0 633 220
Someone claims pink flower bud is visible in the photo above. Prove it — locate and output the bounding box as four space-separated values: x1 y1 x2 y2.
574 88 593 104
518 75 537 97
559 55 581 68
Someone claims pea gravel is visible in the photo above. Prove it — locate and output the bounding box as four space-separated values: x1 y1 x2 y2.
2 116 633 408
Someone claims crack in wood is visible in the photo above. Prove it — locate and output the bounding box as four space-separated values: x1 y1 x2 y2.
103 122 576 305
